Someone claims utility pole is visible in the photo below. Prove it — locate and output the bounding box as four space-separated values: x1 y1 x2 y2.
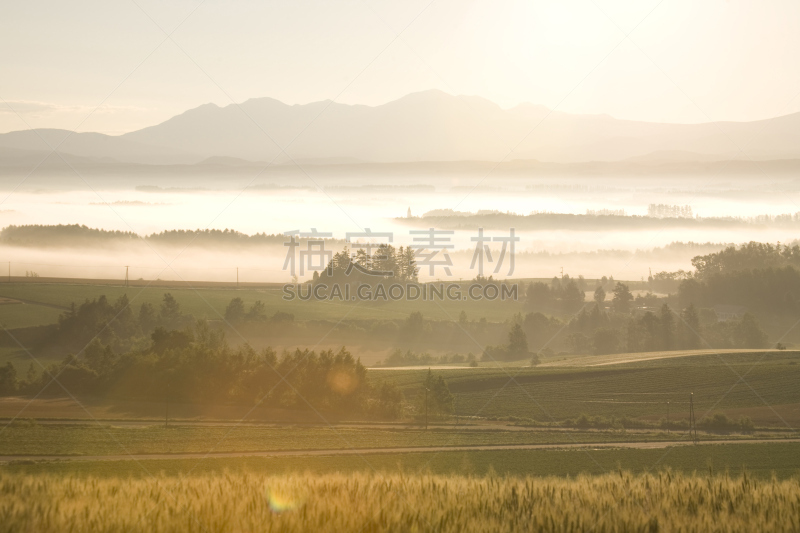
689 393 698 443
424 388 429 430
165 391 169 428
124 266 129 288
7 262 9 282
667 399 670 434
236 267 239 289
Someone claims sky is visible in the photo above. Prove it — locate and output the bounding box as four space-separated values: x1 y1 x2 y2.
1 0 799 134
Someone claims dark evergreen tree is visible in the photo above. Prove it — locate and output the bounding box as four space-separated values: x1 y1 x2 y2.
679 304 702 349
612 282 633 313
660 304 675 351
224 297 246 322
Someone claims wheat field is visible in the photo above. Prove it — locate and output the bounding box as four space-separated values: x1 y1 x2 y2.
1 470 798 532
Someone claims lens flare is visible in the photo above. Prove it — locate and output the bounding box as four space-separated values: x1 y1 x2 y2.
267 490 301 514
327 367 358 395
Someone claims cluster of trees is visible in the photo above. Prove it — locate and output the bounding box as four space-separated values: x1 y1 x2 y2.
567 303 768 355
525 277 639 316
7 293 404 418
416 369 454 420
0 224 341 249
648 270 693 293
477 301 770 359
3 319 403 419
224 297 296 324
147 229 305 247
691 241 800 279
680 266 800 313
50 293 191 355
673 242 800 313
0 224 139 247
483 323 538 364
379 349 478 367
315 245 418 284
525 275 587 313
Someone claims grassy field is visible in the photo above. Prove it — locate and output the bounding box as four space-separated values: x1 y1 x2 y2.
0 302 62 329
0 423 761 457
1 450 799 532
3 442 799 479
0 282 526 327
374 352 800 427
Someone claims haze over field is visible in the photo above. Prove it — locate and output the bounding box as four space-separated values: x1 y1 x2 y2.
2 4 800 532
1 2 798 285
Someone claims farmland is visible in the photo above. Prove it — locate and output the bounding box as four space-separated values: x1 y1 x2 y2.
0 280 798 533
1 350 798 428
0 422 776 457
372 352 800 427
1 463 799 532
1 441 799 480
0 281 526 326
0 302 62 329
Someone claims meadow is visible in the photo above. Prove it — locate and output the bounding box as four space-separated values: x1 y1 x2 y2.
1 464 799 532
0 303 61 329
0 281 526 326
3 441 800 478
0 423 763 457
373 352 800 427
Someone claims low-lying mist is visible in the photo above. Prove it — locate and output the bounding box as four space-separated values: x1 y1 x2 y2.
1 171 797 281
0 238 726 283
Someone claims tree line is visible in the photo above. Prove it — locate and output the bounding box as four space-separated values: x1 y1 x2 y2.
524 275 588 313
3 317 403 419
566 303 768 355
671 241 800 313
0 292 405 418
485 300 770 359
691 241 800 280
0 224 343 248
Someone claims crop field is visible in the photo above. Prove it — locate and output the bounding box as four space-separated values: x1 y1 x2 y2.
0 423 764 457
3 442 800 479
374 352 800 427
1 461 799 532
1 350 797 427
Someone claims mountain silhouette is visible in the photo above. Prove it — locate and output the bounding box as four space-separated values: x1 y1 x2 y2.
2 90 799 166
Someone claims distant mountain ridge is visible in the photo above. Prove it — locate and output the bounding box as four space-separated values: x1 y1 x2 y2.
1 90 799 166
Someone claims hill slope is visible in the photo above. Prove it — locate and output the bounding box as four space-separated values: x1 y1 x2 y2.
2 91 799 164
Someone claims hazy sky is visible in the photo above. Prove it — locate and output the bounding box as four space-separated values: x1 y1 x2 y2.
1 0 798 134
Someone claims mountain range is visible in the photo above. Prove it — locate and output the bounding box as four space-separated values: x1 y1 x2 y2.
1 90 799 167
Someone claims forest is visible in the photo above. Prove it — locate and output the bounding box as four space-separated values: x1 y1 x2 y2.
0 224 343 248
0 293 403 419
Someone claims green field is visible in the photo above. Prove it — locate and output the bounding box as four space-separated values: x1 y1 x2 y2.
0 423 762 457
0 302 62 329
0 282 526 326
372 352 800 427
3 442 800 480
2 350 797 428
1 282 798 532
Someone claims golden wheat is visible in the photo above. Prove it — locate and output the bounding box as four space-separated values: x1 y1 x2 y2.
0 470 798 532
